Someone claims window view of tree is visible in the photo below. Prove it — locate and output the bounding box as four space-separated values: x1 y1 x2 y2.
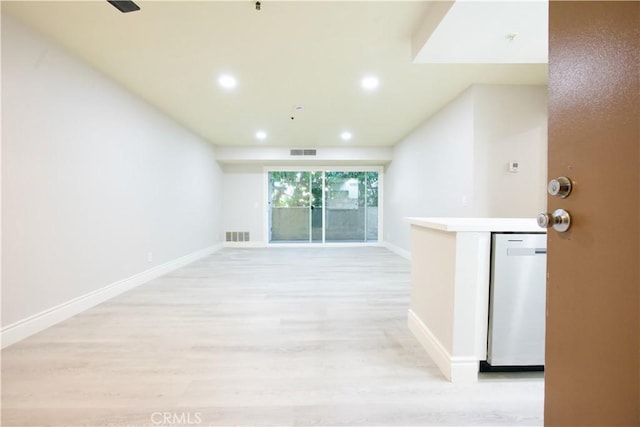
270 171 378 208
270 171 313 207
365 171 379 206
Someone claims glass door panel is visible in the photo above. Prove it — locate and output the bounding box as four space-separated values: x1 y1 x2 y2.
325 172 366 242
365 171 379 242
269 171 311 242
310 171 323 243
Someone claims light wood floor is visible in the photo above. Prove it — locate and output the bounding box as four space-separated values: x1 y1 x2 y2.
1 247 543 426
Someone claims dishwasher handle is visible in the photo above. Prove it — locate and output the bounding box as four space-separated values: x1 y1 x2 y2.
507 248 547 256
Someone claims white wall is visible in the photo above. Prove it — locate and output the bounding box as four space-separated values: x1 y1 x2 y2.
222 164 265 243
221 165 384 245
216 146 392 164
1 15 223 330
473 85 547 217
384 88 476 252
384 84 548 252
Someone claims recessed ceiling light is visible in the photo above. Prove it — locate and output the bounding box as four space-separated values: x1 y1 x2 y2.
361 76 379 91
256 130 267 140
340 131 353 141
218 74 237 89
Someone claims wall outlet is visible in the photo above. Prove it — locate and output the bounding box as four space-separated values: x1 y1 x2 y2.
509 161 520 173
147 252 153 262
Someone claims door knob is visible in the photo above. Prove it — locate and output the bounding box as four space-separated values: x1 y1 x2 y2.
548 176 572 198
537 209 571 232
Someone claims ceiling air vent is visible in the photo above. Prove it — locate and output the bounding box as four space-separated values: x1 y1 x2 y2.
290 149 317 156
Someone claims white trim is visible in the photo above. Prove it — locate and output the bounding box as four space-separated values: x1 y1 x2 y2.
322 172 326 243
265 242 384 249
449 355 481 383
472 234 491 361
225 241 386 249
1 244 223 349
408 309 452 380
376 170 384 242
407 309 479 383
223 241 266 248
263 168 270 245
383 241 411 260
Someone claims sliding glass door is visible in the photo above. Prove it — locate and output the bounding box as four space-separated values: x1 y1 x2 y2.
268 169 379 243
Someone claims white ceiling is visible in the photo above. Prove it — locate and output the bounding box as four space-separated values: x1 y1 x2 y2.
2 1 548 147
414 0 548 63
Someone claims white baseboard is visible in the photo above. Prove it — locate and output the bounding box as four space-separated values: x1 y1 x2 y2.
223 241 267 248
407 309 478 383
1 243 223 349
261 242 384 248
225 242 389 249
383 241 411 260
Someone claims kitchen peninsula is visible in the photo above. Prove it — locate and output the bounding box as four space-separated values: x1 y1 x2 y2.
406 217 543 383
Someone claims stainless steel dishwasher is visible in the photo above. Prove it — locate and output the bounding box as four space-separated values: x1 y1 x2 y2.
486 233 547 368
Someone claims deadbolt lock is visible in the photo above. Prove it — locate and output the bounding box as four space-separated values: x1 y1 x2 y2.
548 176 573 198
537 209 571 233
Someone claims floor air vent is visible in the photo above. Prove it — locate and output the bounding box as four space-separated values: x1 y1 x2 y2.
226 232 250 242
290 149 317 156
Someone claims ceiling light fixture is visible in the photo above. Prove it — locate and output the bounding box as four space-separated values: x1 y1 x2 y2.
361 76 379 91
218 74 237 89
340 131 353 141
256 130 267 140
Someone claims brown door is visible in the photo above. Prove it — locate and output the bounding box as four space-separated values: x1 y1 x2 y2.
545 1 639 425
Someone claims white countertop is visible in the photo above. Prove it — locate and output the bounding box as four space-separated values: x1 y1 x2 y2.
406 217 544 232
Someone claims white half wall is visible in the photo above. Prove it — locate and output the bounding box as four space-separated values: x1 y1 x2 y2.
1 15 223 340
384 84 548 252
